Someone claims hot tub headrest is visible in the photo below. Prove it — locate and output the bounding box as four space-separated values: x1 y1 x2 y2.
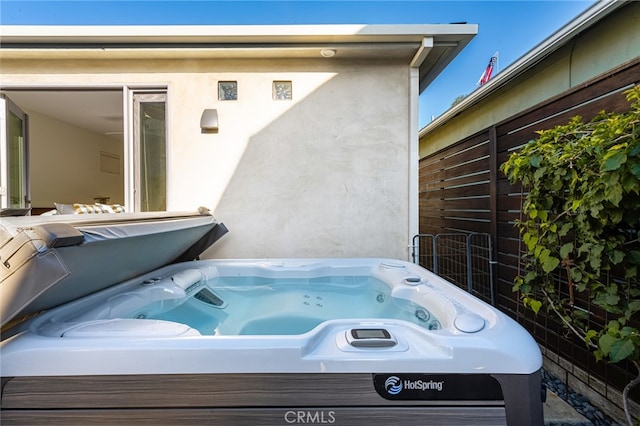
33 223 85 248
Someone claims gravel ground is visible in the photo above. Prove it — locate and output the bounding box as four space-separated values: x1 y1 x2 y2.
542 369 624 426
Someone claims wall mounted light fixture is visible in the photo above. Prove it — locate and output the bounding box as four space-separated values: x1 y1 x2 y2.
200 109 219 133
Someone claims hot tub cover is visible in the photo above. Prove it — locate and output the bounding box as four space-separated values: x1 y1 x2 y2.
0 210 227 327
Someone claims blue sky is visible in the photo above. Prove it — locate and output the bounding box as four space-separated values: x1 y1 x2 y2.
0 0 595 127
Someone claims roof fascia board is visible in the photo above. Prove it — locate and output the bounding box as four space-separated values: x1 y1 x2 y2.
0 23 478 45
1 23 477 96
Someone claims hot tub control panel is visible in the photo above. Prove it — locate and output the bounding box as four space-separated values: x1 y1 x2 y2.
346 328 397 348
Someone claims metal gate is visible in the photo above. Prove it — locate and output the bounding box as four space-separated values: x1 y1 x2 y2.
412 233 495 305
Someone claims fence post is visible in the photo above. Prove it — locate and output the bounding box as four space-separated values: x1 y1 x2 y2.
465 233 473 293
431 235 438 274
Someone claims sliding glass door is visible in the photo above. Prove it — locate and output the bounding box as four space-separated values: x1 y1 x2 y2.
133 92 166 212
0 94 29 214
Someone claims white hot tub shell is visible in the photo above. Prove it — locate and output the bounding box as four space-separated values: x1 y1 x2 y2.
0 215 543 425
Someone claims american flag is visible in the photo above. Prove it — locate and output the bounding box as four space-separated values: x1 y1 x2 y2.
477 53 498 86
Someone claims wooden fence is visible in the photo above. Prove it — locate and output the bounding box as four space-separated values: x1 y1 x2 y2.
419 58 640 407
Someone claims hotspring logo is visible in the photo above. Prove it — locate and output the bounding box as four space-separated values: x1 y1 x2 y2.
385 375 444 395
384 376 403 395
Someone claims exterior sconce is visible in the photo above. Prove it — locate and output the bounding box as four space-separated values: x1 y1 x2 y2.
200 109 219 133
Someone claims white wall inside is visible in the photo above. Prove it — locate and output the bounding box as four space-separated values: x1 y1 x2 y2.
27 110 124 208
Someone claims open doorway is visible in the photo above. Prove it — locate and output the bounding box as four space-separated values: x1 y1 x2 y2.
1 89 125 215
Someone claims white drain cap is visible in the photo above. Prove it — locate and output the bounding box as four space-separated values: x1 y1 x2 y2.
454 313 485 333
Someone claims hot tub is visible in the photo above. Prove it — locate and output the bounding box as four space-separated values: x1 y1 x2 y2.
1 255 544 425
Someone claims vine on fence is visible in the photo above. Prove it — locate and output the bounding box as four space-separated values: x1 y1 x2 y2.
501 86 640 424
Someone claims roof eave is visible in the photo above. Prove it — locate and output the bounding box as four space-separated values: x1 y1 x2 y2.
0 23 477 45
0 23 477 92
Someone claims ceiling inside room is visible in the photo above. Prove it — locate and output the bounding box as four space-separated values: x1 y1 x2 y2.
3 90 124 139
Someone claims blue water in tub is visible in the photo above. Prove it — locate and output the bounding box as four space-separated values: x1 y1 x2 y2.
146 276 440 335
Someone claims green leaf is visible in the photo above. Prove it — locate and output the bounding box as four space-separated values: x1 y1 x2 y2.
538 209 548 221
628 250 640 264
589 245 604 270
530 155 542 168
609 339 635 363
542 256 560 273
525 234 538 251
622 173 638 193
533 167 547 181
605 293 620 306
601 151 627 172
560 243 574 259
594 349 605 362
559 222 573 236
529 299 542 314
609 250 624 265
605 183 623 206
585 330 598 346
608 320 621 333
626 266 638 280
627 301 640 314
524 271 537 283
620 327 637 338
523 297 542 314
599 333 616 355
571 268 583 283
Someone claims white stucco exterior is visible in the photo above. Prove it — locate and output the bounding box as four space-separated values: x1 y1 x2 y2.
0 24 476 260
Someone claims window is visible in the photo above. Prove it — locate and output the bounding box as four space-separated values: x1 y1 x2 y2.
218 81 238 101
272 81 292 100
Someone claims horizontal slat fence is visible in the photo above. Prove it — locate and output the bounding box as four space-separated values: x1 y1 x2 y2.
419 58 640 408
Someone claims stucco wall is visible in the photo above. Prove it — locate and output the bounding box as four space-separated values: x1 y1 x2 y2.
1 57 411 259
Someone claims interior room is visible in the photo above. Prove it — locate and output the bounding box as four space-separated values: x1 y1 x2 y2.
2 90 125 214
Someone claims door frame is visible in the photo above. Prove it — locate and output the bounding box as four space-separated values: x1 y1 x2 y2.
0 84 169 213
129 89 169 212
0 93 30 212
